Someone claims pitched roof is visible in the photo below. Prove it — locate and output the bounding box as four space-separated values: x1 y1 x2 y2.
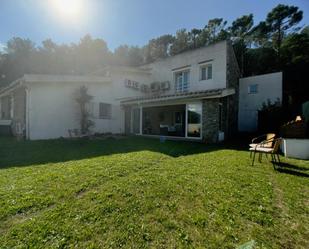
0 74 111 96
91 65 152 76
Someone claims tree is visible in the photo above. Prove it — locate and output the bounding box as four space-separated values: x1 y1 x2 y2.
208 18 228 42
200 18 229 45
3 37 36 82
144 34 175 62
280 31 309 108
113 45 144 66
229 14 254 75
113 45 130 65
75 86 94 135
262 4 302 53
229 14 254 45
75 34 110 74
250 21 272 47
281 32 309 65
6 37 35 55
188 28 202 48
170 29 190 55
0 53 8 86
127 46 144 66
302 25 309 36
32 39 58 74
41 39 57 53
244 47 278 76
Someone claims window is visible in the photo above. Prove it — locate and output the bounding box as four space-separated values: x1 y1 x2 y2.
175 70 189 92
99 103 111 119
248 84 258 94
200 64 212 81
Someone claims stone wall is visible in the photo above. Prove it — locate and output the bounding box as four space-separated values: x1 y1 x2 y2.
226 41 240 137
202 98 220 143
226 41 240 89
202 95 239 143
220 97 228 134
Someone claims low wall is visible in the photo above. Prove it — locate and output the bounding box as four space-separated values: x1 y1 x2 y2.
282 139 309 160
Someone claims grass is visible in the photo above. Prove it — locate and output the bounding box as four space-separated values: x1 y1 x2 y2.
0 136 308 248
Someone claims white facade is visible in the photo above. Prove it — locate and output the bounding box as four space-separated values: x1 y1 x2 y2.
238 72 283 132
27 79 124 140
142 41 228 93
0 40 243 140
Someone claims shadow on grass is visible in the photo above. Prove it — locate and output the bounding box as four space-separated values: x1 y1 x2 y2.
0 136 247 169
273 162 309 178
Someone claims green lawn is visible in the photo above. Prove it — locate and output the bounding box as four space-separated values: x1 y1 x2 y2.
0 136 308 248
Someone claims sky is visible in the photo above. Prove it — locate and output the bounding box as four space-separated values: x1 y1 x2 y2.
0 0 308 51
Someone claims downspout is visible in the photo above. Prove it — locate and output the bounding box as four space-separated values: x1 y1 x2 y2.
25 87 30 139
10 93 14 119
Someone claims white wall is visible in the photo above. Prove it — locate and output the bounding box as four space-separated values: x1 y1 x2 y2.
22 41 231 140
110 70 152 99
238 72 282 132
27 81 124 140
142 41 227 94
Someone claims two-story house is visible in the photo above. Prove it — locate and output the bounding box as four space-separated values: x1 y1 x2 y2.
0 40 240 142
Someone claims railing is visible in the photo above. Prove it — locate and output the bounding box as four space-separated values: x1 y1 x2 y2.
175 81 189 93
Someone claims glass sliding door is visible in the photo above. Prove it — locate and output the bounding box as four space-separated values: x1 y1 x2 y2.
132 108 140 134
187 103 202 138
142 105 186 137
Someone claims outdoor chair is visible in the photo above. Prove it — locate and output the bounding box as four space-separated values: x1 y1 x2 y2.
249 133 276 157
250 133 276 148
249 138 282 166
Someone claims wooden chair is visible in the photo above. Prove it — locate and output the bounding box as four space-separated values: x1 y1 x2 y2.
249 138 282 166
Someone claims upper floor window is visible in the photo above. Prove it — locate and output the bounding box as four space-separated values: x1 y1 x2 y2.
175 70 189 92
99 103 112 119
200 64 212 81
248 84 258 94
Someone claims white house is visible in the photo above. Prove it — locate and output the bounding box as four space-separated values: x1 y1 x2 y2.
0 40 282 142
238 72 282 132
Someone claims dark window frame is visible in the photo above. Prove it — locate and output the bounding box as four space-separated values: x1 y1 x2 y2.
99 103 112 119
